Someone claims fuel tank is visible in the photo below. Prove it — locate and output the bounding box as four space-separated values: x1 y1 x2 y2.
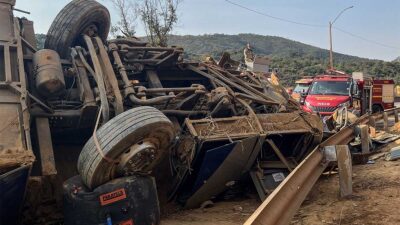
33 49 65 97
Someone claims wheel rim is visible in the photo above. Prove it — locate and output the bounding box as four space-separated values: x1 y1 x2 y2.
116 138 161 176
82 24 99 37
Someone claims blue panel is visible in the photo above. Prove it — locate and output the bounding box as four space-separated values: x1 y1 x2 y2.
191 142 236 194
0 165 30 225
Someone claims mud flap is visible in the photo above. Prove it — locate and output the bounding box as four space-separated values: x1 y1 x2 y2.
0 165 30 225
183 135 264 208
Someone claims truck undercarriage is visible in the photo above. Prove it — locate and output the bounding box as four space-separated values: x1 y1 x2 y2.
0 0 323 224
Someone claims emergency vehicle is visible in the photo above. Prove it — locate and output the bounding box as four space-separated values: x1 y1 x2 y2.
301 71 394 115
291 77 313 102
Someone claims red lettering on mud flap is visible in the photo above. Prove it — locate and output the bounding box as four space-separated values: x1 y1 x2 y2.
119 219 134 225
99 188 127 206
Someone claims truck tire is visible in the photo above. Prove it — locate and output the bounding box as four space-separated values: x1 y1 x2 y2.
78 106 175 189
44 0 110 58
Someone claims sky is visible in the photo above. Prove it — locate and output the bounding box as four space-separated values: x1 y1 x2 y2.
14 0 400 61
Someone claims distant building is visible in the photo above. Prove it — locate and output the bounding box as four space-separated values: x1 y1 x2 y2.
243 43 270 73
246 56 270 73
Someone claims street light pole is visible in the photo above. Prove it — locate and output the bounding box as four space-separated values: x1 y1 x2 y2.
329 21 333 70
329 6 354 70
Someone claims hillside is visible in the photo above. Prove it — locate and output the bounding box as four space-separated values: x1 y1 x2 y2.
35 33 400 86
168 33 358 61
167 34 400 85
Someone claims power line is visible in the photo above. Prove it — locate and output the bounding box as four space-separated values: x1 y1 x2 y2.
224 0 400 52
224 0 325 28
333 26 400 50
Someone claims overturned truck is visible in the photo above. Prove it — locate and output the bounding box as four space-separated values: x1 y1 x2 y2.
0 0 323 224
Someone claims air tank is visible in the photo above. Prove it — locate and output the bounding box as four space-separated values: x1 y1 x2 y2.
33 49 65 97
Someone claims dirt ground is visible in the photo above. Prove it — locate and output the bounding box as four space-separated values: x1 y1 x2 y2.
161 198 259 225
292 139 400 225
162 139 400 225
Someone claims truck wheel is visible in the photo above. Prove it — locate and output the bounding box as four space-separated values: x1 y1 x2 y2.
372 104 383 113
44 0 110 58
78 106 175 189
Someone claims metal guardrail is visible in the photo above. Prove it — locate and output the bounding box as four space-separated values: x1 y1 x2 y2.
244 108 400 225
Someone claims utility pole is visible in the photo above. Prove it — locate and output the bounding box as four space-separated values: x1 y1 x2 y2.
329 21 333 70
329 6 354 70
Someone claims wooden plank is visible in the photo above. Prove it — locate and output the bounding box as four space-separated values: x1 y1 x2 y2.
35 117 57 176
336 145 352 198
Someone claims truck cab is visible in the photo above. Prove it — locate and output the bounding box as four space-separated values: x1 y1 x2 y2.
302 74 352 115
301 71 395 116
291 77 313 102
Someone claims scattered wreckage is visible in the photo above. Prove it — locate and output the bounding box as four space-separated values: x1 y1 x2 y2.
3 0 398 224
0 0 323 224
245 105 400 225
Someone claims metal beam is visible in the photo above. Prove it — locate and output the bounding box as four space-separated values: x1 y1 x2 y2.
244 114 370 225
35 117 57 176
244 146 328 225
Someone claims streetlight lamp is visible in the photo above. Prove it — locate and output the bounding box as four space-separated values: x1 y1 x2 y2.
329 6 354 70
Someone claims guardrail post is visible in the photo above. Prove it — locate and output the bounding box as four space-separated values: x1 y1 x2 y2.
359 124 370 154
383 112 389 131
394 109 399 123
336 145 352 198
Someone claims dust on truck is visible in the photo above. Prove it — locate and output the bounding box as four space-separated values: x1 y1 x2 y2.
301 70 394 115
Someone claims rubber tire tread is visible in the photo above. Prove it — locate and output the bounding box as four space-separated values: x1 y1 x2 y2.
78 108 161 176
77 107 158 172
79 107 172 189
44 0 110 58
78 106 175 189
78 107 170 185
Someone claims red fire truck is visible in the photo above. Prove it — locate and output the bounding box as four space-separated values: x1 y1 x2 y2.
301 70 394 116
